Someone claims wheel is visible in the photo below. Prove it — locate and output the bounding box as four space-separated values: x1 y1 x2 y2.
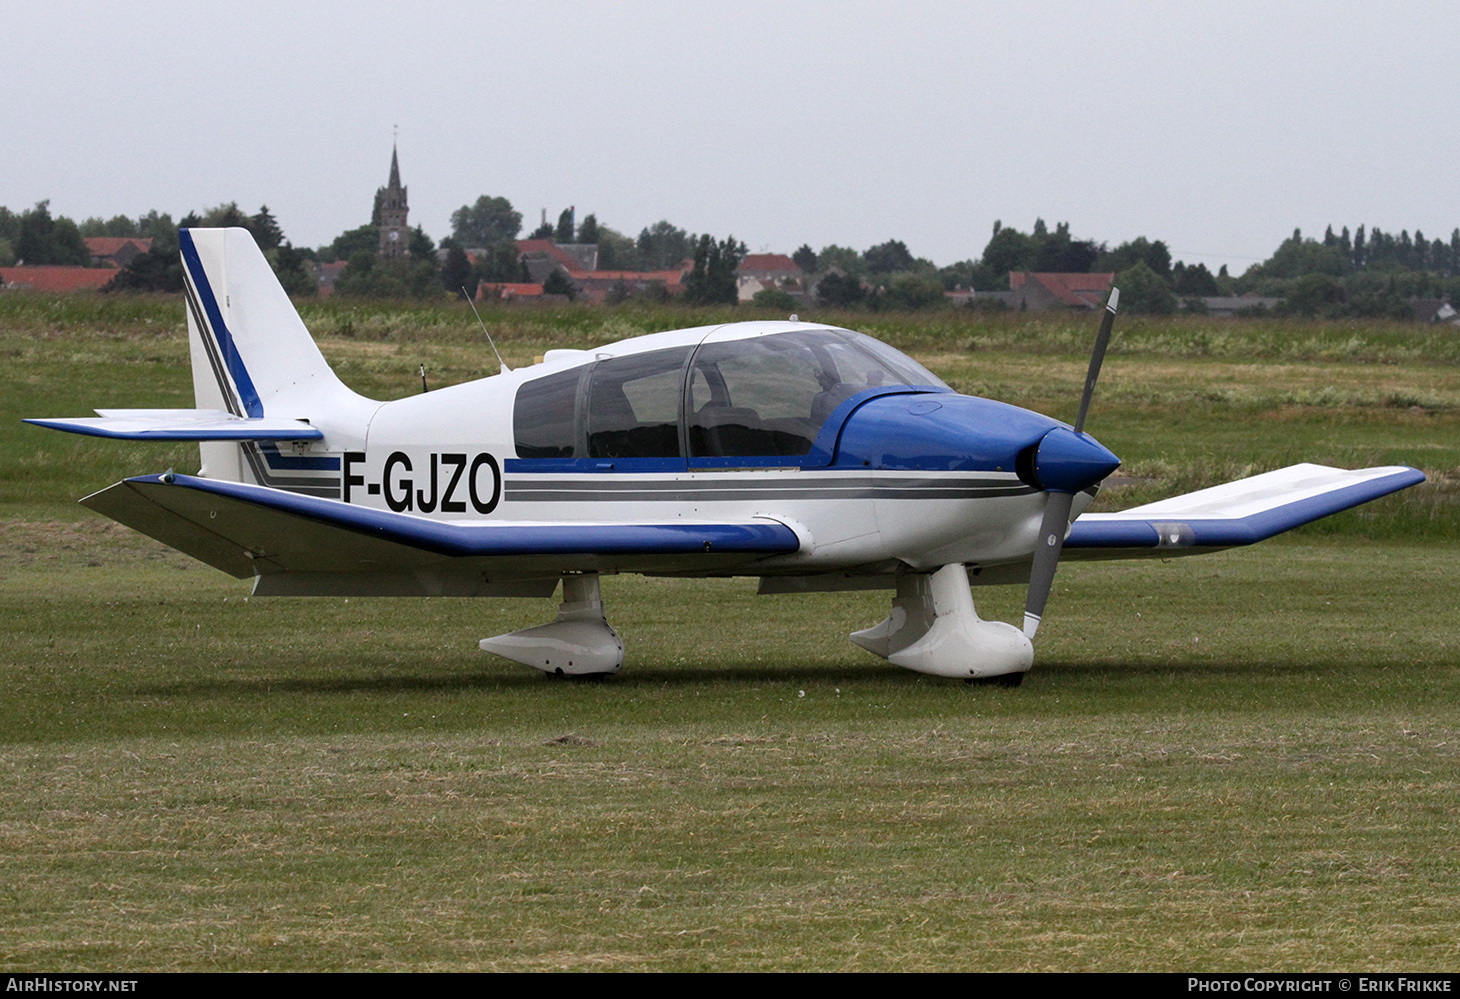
965 672 1025 688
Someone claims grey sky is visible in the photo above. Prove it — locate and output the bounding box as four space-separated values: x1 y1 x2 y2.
4 1 1456 272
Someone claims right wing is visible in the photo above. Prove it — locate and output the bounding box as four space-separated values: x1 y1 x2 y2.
1065 463 1424 559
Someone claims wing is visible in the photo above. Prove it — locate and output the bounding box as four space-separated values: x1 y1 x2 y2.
1064 463 1424 559
81 473 801 595
24 409 322 441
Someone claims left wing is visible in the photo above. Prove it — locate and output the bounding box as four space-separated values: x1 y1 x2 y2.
81 473 801 583
1065 463 1424 559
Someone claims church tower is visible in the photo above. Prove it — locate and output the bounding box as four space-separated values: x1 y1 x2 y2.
377 145 410 261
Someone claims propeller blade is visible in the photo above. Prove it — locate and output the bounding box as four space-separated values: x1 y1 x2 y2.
1023 490 1075 639
1024 287 1120 640
1073 287 1119 434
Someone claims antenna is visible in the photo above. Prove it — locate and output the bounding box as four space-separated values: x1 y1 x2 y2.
464 287 510 373
419 364 428 393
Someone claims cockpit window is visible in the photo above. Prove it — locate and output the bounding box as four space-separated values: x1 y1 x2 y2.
586 347 690 459
514 329 945 462
514 366 581 458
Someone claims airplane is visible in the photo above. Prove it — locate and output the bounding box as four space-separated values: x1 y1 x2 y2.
25 228 1425 685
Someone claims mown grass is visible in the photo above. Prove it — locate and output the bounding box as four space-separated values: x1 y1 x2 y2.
0 294 1457 970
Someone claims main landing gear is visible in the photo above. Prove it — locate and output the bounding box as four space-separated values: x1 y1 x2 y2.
850 563 1034 682
479 574 623 678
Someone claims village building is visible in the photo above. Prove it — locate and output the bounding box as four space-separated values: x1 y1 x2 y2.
376 146 410 261
83 237 152 269
1008 271 1115 310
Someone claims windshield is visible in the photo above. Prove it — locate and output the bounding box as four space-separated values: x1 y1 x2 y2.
687 329 947 458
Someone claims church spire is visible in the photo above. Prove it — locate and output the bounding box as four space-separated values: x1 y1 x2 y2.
377 141 410 261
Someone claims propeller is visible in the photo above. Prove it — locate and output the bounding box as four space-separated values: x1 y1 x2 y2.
1021 287 1121 639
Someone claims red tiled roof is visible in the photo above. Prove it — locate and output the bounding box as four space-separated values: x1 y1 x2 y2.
478 282 545 301
739 253 799 274
1009 271 1114 308
83 236 152 258
515 239 587 275
1 267 118 293
585 269 685 283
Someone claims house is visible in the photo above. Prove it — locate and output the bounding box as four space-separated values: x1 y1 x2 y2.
736 253 803 302
83 237 152 269
1008 272 1115 310
509 238 688 303
0 266 118 293
316 260 348 297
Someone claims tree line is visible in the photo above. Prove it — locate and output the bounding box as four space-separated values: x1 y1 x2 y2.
5 195 1459 316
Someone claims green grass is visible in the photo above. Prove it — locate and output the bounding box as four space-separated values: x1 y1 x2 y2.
0 297 1456 970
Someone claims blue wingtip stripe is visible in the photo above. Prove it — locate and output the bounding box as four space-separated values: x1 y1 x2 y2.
128 473 801 558
1066 467 1426 549
178 230 264 418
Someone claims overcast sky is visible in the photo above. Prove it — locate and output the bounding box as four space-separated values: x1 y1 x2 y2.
4 1 1456 273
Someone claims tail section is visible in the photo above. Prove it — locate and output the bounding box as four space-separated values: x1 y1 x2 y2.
181 228 360 418
179 227 378 488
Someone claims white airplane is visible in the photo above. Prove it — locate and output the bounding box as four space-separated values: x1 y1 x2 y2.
27 228 1425 685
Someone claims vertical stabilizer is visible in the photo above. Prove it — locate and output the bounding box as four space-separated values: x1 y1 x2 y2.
180 227 378 483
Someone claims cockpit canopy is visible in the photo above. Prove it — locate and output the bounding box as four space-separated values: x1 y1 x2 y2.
514 328 948 463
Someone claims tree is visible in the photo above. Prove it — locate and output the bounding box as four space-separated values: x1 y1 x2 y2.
441 246 477 300
450 196 522 247
1096 237 1171 279
682 234 746 305
979 223 1034 279
555 207 575 243
1113 261 1175 314
1278 273 1346 317
751 287 798 312
815 244 864 276
17 201 90 266
577 213 600 245
476 241 525 283
79 214 141 237
250 206 284 251
637 221 691 270
1171 261 1219 296
816 271 865 307
324 225 380 263
596 225 639 270
864 239 915 275
409 225 436 262
542 268 576 299
879 273 946 310
272 243 317 297
792 244 817 273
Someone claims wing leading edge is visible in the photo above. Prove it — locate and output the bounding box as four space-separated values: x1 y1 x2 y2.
1065 463 1424 558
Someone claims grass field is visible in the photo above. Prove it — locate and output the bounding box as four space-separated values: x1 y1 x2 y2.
0 294 1456 970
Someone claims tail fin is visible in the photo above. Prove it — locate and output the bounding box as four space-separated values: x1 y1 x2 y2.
179 227 376 486
181 227 366 418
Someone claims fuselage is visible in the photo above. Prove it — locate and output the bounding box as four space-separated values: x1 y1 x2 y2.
256 321 1115 577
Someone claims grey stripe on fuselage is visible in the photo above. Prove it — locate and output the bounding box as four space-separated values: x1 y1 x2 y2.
504 473 1035 504
240 443 342 498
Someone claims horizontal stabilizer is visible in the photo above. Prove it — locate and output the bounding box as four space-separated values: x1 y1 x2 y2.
25 409 323 441
81 473 801 579
1066 463 1424 556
